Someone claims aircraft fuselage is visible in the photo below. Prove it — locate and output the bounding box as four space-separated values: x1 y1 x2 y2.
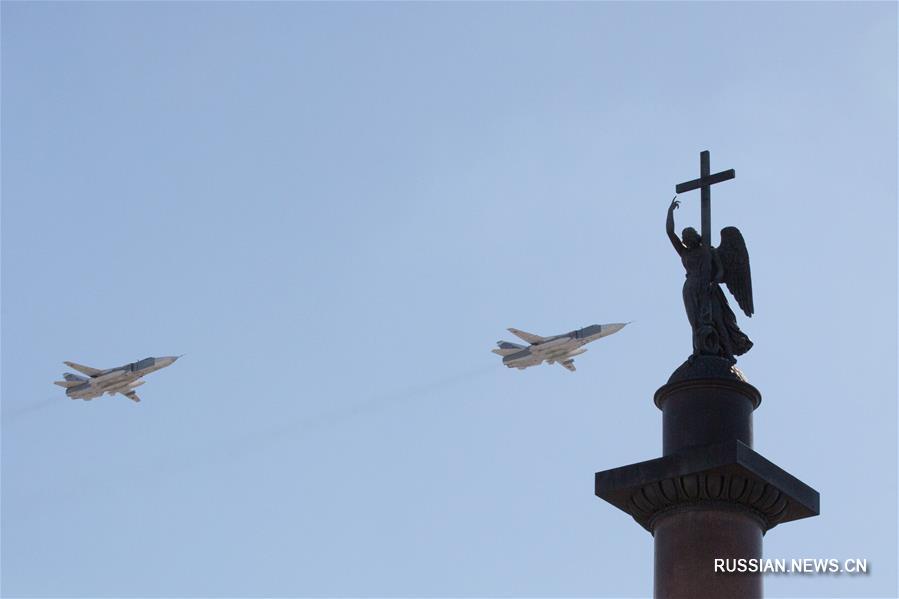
493 323 627 372
56 356 179 402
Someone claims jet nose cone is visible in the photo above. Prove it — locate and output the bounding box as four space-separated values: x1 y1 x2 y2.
157 356 179 367
603 322 628 336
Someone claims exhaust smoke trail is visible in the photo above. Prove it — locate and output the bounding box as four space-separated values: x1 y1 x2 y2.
12 363 501 515
3 397 59 423
215 362 499 462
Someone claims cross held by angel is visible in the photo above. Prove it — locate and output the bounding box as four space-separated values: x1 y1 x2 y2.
668 152 754 361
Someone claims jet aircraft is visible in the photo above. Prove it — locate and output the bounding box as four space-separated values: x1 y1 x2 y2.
53 356 180 402
492 323 628 372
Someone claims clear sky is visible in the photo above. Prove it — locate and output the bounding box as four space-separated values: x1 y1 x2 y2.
2 2 896 597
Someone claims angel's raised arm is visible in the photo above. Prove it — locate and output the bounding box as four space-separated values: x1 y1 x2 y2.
666 197 685 256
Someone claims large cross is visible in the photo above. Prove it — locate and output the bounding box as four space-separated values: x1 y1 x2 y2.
675 150 735 248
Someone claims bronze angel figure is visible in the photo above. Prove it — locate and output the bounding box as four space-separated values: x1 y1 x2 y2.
666 197 753 361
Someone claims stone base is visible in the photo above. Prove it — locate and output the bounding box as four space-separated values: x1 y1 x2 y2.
655 375 761 455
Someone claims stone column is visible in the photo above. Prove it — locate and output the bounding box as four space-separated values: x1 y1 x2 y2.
595 357 819 599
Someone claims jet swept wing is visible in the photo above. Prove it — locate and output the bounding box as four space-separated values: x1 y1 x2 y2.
508 328 547 345
64 361 103 376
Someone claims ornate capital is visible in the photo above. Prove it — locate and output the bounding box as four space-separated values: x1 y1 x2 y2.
633 472 789 533
596 441 819 534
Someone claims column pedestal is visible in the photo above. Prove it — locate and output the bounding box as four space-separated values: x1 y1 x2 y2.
595 356 819 599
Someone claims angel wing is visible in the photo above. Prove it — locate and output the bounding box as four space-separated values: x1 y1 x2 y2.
717 227 754 317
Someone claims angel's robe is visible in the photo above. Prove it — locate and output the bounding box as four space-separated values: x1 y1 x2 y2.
681 246 753 358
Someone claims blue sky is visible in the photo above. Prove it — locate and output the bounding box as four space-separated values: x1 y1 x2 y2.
2 2 896 597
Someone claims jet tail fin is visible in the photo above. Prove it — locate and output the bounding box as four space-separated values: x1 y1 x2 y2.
55 372 87 387
54 380 82 388
492 340 525 356
492 349 518 356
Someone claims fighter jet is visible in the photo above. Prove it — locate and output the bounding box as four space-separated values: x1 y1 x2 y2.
492 323 628 372
53 356 180 403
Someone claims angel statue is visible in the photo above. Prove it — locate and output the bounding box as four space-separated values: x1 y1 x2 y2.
666 196 754 361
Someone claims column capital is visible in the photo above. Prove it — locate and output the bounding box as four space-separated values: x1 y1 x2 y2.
595 441 819 534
